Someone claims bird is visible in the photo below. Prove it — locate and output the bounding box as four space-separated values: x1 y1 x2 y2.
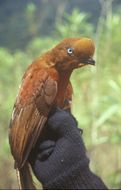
9 37 95 189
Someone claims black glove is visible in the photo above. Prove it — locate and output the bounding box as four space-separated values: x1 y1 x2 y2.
30 108 108 189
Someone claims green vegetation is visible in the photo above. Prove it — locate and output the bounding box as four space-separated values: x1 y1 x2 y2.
0 1 121 189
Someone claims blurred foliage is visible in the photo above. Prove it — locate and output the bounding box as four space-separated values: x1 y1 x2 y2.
0 0 120 50
0 1 121 189
55 9 93 38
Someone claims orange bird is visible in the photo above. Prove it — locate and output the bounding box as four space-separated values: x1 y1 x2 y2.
9 37 95 189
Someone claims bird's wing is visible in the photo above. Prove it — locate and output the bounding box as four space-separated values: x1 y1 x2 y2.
9 66 57 169
64 82 73 111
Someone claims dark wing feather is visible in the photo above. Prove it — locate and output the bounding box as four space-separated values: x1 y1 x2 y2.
9 67 57 169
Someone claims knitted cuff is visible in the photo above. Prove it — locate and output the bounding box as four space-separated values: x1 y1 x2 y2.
43 161 108 190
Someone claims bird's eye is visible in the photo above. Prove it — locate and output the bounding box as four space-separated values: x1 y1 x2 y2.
67 48 73 55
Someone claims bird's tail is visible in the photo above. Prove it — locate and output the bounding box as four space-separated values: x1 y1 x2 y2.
16 162 36 190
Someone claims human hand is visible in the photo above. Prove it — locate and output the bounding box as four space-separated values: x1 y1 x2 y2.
30 108 88 188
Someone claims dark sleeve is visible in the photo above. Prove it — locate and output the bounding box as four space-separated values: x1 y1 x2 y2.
43 143 108 190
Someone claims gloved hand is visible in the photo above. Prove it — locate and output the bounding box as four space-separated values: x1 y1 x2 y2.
30 108 107 189
29 108 88 187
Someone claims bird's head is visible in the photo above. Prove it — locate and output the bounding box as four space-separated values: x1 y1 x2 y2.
50 37 95 72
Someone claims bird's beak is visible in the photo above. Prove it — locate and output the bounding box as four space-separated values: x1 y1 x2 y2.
77 57 95 68
82 57 95 65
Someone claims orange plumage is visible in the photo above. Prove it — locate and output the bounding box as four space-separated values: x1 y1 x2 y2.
9 37 95 189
